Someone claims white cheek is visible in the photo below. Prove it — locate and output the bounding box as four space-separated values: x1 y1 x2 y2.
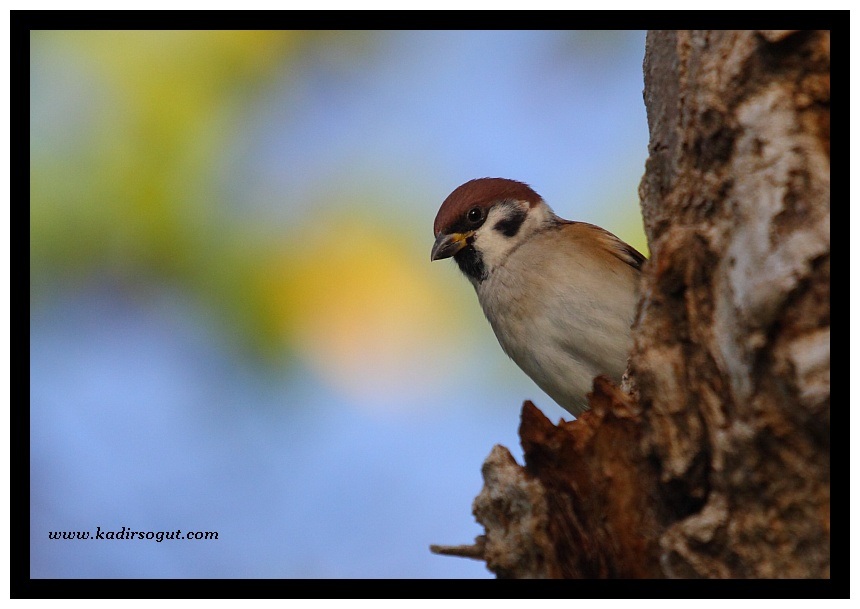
473 202 533 271
473 227 511 270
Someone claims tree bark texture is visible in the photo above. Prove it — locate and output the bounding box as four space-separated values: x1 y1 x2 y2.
432 30 830 579
636 29 830 579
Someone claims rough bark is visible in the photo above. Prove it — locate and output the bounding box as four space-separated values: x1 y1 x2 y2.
431 30 830 579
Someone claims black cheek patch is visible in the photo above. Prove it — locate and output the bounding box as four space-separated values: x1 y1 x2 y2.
493 207 527 237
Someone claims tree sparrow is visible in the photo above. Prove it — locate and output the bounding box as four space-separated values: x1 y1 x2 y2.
431 178 644 417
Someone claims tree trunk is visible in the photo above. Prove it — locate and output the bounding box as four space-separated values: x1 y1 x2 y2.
431 30 830 579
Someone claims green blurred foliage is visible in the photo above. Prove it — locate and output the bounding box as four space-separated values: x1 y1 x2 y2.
31 31 333 355
30 30 467 368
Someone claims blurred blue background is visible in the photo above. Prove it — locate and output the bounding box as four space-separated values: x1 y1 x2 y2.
30 30 649 578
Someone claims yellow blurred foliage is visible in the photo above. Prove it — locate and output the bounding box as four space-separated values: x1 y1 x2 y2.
245 210 474 405
30 30 388 359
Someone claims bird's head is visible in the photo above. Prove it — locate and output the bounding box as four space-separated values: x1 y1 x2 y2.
431 178 555 283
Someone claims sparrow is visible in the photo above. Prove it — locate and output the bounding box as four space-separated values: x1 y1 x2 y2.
431 178 644 417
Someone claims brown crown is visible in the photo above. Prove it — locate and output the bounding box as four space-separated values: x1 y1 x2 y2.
433 178 543 235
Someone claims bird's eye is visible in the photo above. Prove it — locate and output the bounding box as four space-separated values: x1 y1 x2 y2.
467 207 483 224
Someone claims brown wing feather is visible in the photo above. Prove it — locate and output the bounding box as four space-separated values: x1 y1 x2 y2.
556 220 646 271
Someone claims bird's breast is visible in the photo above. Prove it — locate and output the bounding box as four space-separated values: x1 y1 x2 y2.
472 243 638 415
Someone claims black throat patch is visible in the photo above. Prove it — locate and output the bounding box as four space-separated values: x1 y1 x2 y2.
454 245 488 283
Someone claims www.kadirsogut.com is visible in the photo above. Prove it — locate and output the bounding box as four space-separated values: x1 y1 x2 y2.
48 527 218 542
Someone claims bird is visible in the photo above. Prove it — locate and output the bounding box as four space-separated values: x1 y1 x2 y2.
431 178 645 417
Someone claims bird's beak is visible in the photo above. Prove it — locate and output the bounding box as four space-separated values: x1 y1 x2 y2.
431 231 472 261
